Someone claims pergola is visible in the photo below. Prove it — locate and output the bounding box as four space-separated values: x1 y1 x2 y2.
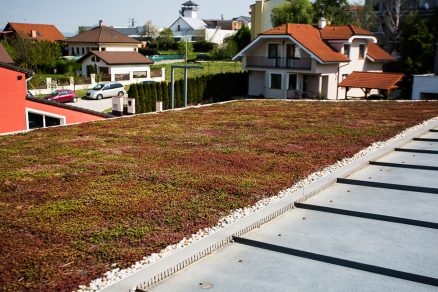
339 71 404 99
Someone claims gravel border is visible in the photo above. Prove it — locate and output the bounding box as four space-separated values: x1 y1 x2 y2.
76 105 438 292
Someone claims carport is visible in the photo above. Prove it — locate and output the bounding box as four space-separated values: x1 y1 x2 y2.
339 71 404 99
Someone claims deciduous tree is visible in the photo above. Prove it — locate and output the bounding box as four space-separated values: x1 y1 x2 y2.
271 0 315 26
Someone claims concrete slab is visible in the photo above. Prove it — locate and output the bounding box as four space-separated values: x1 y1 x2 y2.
401 140 438 151
418 132 438 139
345 165 438 188
376 151 438 167
240 208 438 278
149 240 436 292
304 184 438 223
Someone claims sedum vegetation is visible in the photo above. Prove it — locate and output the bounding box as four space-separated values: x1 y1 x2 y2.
1 100 438 290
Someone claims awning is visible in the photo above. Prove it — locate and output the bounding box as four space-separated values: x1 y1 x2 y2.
339 71 404 99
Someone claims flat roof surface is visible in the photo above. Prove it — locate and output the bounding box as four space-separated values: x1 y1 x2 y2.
150 129 438 292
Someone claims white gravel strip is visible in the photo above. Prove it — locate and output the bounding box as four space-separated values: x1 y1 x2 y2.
77 115 438 292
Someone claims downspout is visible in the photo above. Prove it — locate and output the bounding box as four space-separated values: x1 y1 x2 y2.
25 73 34 94
336 62 349 100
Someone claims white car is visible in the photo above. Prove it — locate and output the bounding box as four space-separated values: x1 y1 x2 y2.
86 82 127 100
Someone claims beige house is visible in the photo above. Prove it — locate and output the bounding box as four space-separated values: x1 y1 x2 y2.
250 0 284 39
66 22 140 57
233 21 397 100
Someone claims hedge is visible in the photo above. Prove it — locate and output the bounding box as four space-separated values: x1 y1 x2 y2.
127 72 248 114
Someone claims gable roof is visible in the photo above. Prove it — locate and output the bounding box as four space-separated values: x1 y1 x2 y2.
320 25 374 40
262 24 349 63
339 71 404 90
0 43 14 64
78 51 153 65
66 26 140 44
179 17 207 30
3 22 64 42
367 42 395 62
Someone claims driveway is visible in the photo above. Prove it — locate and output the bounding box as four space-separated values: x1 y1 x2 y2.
71 97 113 112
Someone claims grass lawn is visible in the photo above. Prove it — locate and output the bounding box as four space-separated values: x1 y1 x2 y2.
1 100 438 290
152 61 243 82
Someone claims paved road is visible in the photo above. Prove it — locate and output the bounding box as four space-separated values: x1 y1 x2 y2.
149 129 438 292
70 97 113 113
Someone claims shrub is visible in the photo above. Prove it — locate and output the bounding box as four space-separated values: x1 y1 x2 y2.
193 41 216 52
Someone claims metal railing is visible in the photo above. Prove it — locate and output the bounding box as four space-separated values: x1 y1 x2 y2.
246 56 312 70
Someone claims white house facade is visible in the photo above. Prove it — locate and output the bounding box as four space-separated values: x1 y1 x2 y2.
169 1 250 44
233 22 398 100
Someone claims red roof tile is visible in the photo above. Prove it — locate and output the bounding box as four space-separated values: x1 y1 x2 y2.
4 22 64 42
263 24 349 62
78 51 153 65
0 43 14 64
367 42 395 62
339 71 404 90
320 25 373 40
67 26 140 44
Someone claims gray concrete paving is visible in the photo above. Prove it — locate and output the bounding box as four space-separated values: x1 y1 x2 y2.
72 97 112 112
149 129 438 292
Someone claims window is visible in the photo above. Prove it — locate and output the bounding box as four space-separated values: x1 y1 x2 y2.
359 44 366 59
27 110 64 130
343 44 350 58
268 44 279 59
270 73 282 89
288 74 297 90
177 25 181 31
82 48 85 55
133 71 148 78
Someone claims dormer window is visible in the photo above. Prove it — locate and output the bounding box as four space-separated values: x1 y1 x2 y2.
343 44 350 58
359 44 366 59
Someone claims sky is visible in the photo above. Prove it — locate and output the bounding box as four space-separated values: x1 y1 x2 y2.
0 0 255 36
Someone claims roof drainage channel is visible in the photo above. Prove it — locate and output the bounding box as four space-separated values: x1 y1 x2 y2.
413 138 438 142
294 202 438 229
369 161 438 171
395 148 438 155
232 236 438 287
337 178 438 194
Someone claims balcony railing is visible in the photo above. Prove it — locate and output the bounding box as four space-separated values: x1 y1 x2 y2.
246 56 312 70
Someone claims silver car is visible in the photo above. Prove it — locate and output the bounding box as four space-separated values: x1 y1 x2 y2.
86 82 127 100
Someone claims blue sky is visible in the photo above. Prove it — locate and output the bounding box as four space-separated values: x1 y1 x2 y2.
0 0 254 36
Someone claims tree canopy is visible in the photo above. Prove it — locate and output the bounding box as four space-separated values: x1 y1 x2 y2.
271 0 315 26
313 0 352 25
157 28 175 50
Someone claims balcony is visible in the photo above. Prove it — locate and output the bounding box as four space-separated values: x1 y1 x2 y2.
246 56 312 70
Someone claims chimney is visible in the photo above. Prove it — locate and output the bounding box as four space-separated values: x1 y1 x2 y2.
99 20 103 27
434 43 438 75
31 30 37 38
318 17 327 29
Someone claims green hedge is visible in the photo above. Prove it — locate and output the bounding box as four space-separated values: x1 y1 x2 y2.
128 72 248 114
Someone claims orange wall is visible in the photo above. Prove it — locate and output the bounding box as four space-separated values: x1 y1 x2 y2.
0 67 27 133
0 67 105 134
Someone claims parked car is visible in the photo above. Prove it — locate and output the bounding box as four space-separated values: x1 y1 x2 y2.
44 90 77 103
86 82 127 100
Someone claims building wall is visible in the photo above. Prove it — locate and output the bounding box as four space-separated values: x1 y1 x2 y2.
204 28 236 44
68 43 138 56
248 70 265 96
250 0 285 39
0 67 27 133
0 67 105 135
412 74 438 100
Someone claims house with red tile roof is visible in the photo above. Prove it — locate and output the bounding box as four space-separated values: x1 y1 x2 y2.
66 23 160 83
233 20 398 99
65 22 141 57
0 22 64 42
